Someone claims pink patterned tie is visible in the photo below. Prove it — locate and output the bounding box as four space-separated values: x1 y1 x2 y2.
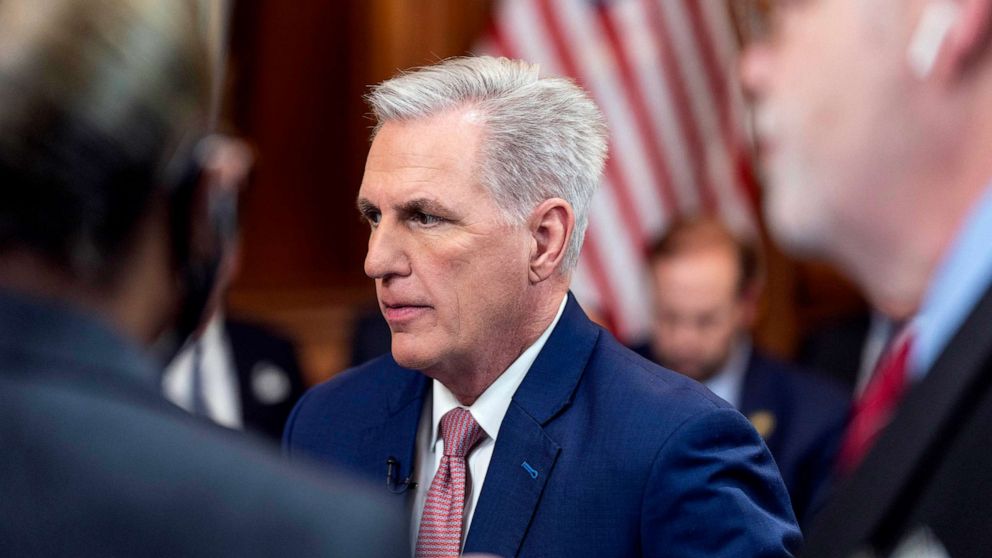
415 408 487 558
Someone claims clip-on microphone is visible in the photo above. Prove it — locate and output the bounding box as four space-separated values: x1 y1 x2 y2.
386 457 418 494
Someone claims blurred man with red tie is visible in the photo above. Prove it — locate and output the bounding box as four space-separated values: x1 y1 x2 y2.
742 0 992 556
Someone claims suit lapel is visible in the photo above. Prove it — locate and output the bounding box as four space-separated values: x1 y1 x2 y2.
464 293 600 556
463 402 561 556
738 352 767 417
737 354 783 447
807 284 992 556
359 363 429 502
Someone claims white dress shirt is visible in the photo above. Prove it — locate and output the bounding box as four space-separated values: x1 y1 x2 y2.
410 295 568 550
702 336 751 409
162 314 243 429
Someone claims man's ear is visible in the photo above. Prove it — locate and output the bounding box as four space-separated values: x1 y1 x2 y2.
946 0 992 73
911 0 992 80
527 198 574 284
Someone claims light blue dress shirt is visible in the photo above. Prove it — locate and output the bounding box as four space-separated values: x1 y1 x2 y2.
912 185 992 377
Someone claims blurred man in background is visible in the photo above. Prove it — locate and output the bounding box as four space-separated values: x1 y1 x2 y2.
0 1 405 555
163 231 307 442
634 216 849 527
285 55 800 557
164 311 307 441
743 0 992 555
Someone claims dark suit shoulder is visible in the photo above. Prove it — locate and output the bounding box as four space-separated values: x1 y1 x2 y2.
284 355 425 448
556 333 803 555
296 355 421 414
746 351 850 419
588 332 735 414
1 371 407 558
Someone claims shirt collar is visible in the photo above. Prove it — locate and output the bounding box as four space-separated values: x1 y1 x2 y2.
200 311 224 346
430 295 568 451
913 184 992 376
703 336 751 409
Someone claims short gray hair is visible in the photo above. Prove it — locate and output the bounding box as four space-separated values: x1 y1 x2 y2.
366 56 608 273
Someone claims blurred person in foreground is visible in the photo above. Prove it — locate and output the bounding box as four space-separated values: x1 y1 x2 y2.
284 55 801 557
742 0 992 555
0 1 405 556
633 216 849 528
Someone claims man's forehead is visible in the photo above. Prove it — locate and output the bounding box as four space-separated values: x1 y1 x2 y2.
358 156 478 201
364 145 464 175
653 250 741 295
364 115 481 178
370 108 485 156
735 0 902 43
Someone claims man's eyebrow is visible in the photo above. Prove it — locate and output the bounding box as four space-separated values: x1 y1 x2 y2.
398 198 448 216
356 198 377 216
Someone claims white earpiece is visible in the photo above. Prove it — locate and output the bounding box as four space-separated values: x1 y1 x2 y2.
907 0 961 79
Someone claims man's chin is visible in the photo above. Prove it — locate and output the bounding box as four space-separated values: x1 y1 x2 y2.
389 337 436 372
765 192 829 259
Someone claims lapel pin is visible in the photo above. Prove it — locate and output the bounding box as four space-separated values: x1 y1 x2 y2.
748 410 776 440
521 461 539 479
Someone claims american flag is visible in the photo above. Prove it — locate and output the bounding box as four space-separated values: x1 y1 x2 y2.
477 0 758 342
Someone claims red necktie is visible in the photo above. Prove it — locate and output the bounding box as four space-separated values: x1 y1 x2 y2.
836 329 915 476
416 408 486 558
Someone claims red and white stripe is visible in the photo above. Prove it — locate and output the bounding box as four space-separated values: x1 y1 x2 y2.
478 0 756 342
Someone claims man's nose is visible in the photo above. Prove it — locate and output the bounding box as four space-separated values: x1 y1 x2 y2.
669 326 702 352
364 220 410 280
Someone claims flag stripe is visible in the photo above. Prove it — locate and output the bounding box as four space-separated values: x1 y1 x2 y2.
681 0 759 225
609 0 697 213
534 0 651 249
594 3 680 216
641 0 717 213
478 0 756 341
491 1 629 334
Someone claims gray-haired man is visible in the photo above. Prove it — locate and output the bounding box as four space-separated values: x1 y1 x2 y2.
285 56 800 557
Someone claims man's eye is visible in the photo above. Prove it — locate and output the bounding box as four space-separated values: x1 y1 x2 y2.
364 211 381 227
413 212 443 226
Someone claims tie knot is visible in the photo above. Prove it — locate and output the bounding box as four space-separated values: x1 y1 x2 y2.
439 408 486 458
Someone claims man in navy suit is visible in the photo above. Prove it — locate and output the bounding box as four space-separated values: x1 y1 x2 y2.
285 56 801 557
633 217 849 528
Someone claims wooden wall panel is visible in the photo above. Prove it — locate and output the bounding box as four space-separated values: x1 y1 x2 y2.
225 0 489 382
223 0 865 383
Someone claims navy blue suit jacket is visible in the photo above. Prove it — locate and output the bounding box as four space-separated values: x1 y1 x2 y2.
226 319 307 441
285 295 801 557
805 284 992 557
631 344 850 528
739 352 850 527
0 291 407 557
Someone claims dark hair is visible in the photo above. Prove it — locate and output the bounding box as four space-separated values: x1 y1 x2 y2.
647 216 761 296
0 0 210 285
